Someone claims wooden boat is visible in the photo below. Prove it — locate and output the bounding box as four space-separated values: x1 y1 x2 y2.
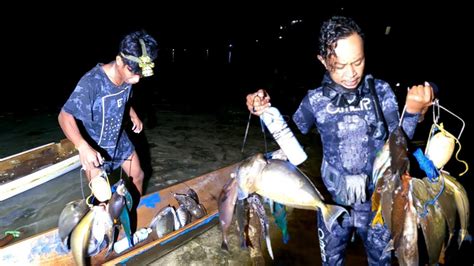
0 139 80 201
0 160 238 265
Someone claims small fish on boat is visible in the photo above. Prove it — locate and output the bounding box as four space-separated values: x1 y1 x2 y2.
1 159 237 265
149 205 181 238
176 204 192 227
174 190 207 220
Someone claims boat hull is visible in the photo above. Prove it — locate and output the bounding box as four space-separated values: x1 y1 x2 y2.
0 162 238 265
0 139 80 201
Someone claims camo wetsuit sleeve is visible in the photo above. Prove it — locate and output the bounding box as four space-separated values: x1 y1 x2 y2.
293 92 316 134
376 80 419 139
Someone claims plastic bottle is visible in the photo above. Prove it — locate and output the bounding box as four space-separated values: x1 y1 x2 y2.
113 227 152 254
260 107 307 165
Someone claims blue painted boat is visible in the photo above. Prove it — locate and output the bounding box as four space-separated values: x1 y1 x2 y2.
0 160 238 265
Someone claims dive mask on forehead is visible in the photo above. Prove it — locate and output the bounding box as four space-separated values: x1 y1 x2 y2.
120 39 155 77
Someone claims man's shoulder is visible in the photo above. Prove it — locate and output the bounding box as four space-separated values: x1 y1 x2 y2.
79 64 106 84
306 86 324 96
367 76 393 95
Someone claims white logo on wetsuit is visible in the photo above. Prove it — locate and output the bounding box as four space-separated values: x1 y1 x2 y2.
326 98 370 115
318 228 327 262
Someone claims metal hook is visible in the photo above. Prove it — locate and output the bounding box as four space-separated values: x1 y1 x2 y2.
431 99 465 140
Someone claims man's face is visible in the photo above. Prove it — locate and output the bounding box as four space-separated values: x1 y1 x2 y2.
321 33 365 89
123 65 141 85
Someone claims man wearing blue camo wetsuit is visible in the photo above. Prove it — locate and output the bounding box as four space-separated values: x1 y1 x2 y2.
246 16 433 265
58 30 158 197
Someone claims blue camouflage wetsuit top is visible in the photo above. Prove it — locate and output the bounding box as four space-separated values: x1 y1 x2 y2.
293 73 419 265
62 64 134 173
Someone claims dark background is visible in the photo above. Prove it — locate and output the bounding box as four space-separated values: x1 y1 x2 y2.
3 2 469 167
1 2 472 264
2 2 471 169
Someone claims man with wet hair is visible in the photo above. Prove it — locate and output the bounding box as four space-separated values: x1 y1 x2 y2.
246 16 433 265
58 30 158 198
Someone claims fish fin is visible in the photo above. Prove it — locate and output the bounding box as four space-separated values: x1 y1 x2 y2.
171 206 181 230
235 199 247 249
124 189 133 210
446 233 454 250
371 205 384 227
120 207 133 246
273 203 289 244
458 230 472 249
265 232 274 260
321 204 348 232
382 239 394 254
105 225 119 257
439 242 447 265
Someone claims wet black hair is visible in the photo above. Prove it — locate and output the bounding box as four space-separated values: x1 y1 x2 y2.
119 30 158 74
318 16 364 61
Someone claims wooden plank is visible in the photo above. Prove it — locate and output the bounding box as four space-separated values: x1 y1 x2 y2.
0 139 80 201
0 155 80 201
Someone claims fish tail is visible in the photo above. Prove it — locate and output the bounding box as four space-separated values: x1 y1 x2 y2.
120 207 133 246
371 205 384 227
272 203 289 244
321 204 348 232
221 239 230 252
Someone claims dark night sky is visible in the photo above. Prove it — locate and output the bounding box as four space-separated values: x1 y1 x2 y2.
2 2 473 221
2 2 468 115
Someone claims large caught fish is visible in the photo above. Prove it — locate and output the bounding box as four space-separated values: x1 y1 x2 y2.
218 177 239 251
412 177 446 265
395 179 419 266
70 206 98 266
421 176 456 248
371 127 420 265
371 127 409 231
239 154 347 231
58 199 89 251
440 172 470 247
218 153 347 252
90 205 114 256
